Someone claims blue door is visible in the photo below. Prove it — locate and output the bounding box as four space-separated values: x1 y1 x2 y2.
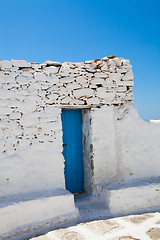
61 110 83 194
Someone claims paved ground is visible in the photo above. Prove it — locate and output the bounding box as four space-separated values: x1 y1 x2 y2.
30 195 160 240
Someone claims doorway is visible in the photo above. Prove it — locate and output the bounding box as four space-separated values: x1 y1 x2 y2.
61 110 84 194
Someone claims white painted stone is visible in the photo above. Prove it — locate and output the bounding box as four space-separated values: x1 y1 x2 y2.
16 75 31 85
117 68 128 73
85 67 96 73
87 97 100 105
60 77 75 84
34 72 46 81
73 88 94 99
124 63 132 70
61 96 72 104
43 66 59 74
60 69 71 77
122 69 134 80
113 58 121 67
31 63 41 70
117 86 127 92
122 80 134 86
0 60 12 68
11 60 31 68
82 82 89 88
108 59 116 67
47 85 58 93
66 82 81 90
106 91 116 101
46 93 58 101
96 87 107 99
94 72 108 78
122 59 130 66
116 92 126 98
125 95 133 101
44 60 62 66
109 73 122 82
71 99 84 105
76 76 86 84
91 78 105 85
101 65 109 71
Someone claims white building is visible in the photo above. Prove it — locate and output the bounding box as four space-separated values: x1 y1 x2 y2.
0 56 160 239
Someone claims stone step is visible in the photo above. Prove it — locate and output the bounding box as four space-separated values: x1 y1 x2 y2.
94 178 160 215
0 189 79 240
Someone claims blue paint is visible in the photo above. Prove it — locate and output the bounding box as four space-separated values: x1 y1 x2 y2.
61 110 83 193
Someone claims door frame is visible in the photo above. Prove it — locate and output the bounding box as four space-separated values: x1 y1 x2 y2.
61 108 93 194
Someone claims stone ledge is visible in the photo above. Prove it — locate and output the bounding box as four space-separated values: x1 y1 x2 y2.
94 178 160 215
0 189 79 240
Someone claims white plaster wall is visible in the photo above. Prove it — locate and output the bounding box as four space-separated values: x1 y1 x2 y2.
116 104 160 181
0 103 65 196
91 105 118 184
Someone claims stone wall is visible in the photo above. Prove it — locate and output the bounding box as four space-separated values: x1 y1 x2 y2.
0 56 134 195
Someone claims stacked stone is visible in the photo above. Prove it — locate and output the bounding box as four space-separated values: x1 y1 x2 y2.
57 56 134 106
0 56 134 154
0 56 134 108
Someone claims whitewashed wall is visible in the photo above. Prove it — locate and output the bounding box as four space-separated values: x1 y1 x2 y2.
0 56 134 196
90 106 117 184
91 103 160 186
116 104 160 181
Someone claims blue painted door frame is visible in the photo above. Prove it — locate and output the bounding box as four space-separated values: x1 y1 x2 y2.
61 110 84 194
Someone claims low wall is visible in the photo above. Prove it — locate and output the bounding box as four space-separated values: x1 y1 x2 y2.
116 104 160 181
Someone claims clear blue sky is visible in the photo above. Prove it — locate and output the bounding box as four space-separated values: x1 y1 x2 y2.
0 0 159 120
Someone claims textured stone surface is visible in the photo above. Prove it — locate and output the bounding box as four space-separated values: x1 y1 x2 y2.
80 219 122 235
147 228 160 240
30 212 160 240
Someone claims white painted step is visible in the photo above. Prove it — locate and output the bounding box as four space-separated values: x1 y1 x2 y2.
0 189 79 240
94 178 160 214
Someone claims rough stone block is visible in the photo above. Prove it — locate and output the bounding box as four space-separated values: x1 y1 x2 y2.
113 58 121 67
122 81 134 86
109 73 122 82
16 75 31 84
76 76 86 84
0 60 12 69
44 60 62 66
66 82 81 90
60 69 71 77
43 66 59 74
11 60 31 68
91 78 105 85
96 87 107 99
87 97 100 105
61 96 72 104
94 72 108 78
73 88 94 99
122 70 134 80
60 77 74 84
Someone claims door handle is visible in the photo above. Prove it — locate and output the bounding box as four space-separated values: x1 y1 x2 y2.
63 144 68 146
